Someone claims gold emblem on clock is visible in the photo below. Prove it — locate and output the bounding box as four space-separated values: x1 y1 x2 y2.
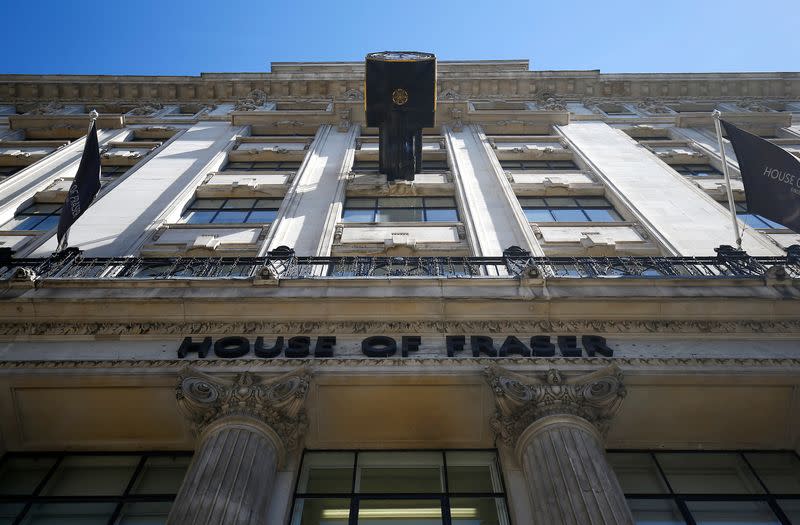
392 88 409 106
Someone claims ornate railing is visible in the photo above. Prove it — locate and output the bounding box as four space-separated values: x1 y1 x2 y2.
1 246 798 282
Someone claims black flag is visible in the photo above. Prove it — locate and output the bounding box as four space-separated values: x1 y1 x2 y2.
57 120 101 247
721 119 800 233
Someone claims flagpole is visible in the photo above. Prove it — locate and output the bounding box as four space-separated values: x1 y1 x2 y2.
712 110 743 250
56 110 98 252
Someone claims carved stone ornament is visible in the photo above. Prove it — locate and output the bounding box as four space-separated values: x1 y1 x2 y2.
535 92 567 111
235 89 268 111
439 88 461 101
737 98 772 113
342 88 363 101
637 97 672 114
177 366 312 451
485 365 626 446
128 102 163 116
26 102 64 115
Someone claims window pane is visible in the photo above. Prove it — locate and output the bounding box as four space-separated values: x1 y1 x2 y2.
357 499 442 524
524 209 554 222
627 499 685 525
222 199 256 209
212 211 248 223
585 209 621 222
518 198 546 207
744 453 800 494
35 216 59 231
255 198 283 209
290 498 350 525
656 453 764 494
607 453 669 494
544 197 578 207
450 497 508 525
299 452 354 494
115 502 172 525
0 504 23 524
27 204 60 214
20 503 116 525
342 209 374 223
778 500 800 523
686 501 780 525
376 208 423 222
183 211 215 224
0 456 57 495
575 197 611 207
189 199 225 210
424 198 456 208
358 452 443 493
446 452 500 493
346 198 376 208
130 456 190 495
377 197 423 208
246 210 278 223
40 455 138 496
424 209 458 222
552 209 589 221
9 216 45 230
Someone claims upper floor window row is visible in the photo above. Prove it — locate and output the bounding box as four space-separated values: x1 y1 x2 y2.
673 164 723 177
519 196 623 223
500 160 579 171
224 161 302 172
180 198 283 225
342 197 459 223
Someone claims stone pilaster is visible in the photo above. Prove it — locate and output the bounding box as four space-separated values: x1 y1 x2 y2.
167 367 311 525
485 365 633 525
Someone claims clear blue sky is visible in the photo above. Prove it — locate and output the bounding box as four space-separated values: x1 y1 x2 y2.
3 0 798 76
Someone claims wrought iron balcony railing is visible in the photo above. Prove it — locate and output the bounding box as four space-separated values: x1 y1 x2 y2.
0 246 798 282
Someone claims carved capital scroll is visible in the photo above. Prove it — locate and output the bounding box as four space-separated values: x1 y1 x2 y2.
485 365 626 447
176 366 312 451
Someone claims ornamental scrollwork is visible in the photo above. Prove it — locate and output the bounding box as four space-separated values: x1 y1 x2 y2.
176 366 312 450
234 89 268 111
485 365 626 446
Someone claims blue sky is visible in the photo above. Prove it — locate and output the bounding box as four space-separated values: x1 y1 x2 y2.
3 0 798 75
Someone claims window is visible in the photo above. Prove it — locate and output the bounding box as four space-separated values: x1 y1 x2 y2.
599 104 636 116
352 161 380 174
351 160 447 175
2 203 61 231
519 196 622 222
735 202 784 229
672 164 723 177
608 450 800 525
290 450 510 525
180 198 283 224
500 160 579 171
0 166 21 182
342 197 459 223
223 161 302 171
100 165 128 185
0 451 191 524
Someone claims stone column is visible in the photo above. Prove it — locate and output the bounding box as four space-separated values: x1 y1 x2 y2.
167 367 311 525
485 366 633 525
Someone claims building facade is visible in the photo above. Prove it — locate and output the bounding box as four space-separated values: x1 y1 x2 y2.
0 60 798 524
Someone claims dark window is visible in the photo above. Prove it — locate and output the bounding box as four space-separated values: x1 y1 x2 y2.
2 203 61 231
0 451 192 524
0 166 21 182
223 161 302 171
181 198 283 224
735 202 784 229
420 160 449 173
352 161 380 174
608 450 800 525
519 196 622 222
672 164 723 178
291 450 510 525
635 136 672 142
342 197 459 223
500 160 579 171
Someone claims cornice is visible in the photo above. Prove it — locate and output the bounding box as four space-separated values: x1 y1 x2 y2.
0 319 798 337
1 356 799 370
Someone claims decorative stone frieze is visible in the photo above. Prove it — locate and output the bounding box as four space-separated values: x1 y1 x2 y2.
637 97 672 114
485 365 626 446
26 101 65 115
127 102 163 116
535 92 567 111
176 366 311 451
234 89 268 111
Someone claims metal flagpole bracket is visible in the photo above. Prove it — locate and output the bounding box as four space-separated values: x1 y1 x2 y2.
711 109 743 249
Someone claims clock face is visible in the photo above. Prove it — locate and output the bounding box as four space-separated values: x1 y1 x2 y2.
392 88 409 106
367 51 435 62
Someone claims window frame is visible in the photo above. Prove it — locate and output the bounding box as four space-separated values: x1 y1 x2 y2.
341 197 460 224
290 449 512 525
518 196 623 223
180 197 284 225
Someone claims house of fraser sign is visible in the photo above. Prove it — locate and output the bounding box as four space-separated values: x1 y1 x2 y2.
177 334 615 359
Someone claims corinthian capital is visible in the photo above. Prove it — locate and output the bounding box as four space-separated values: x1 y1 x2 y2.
176 366 312 451
485 365 626 447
